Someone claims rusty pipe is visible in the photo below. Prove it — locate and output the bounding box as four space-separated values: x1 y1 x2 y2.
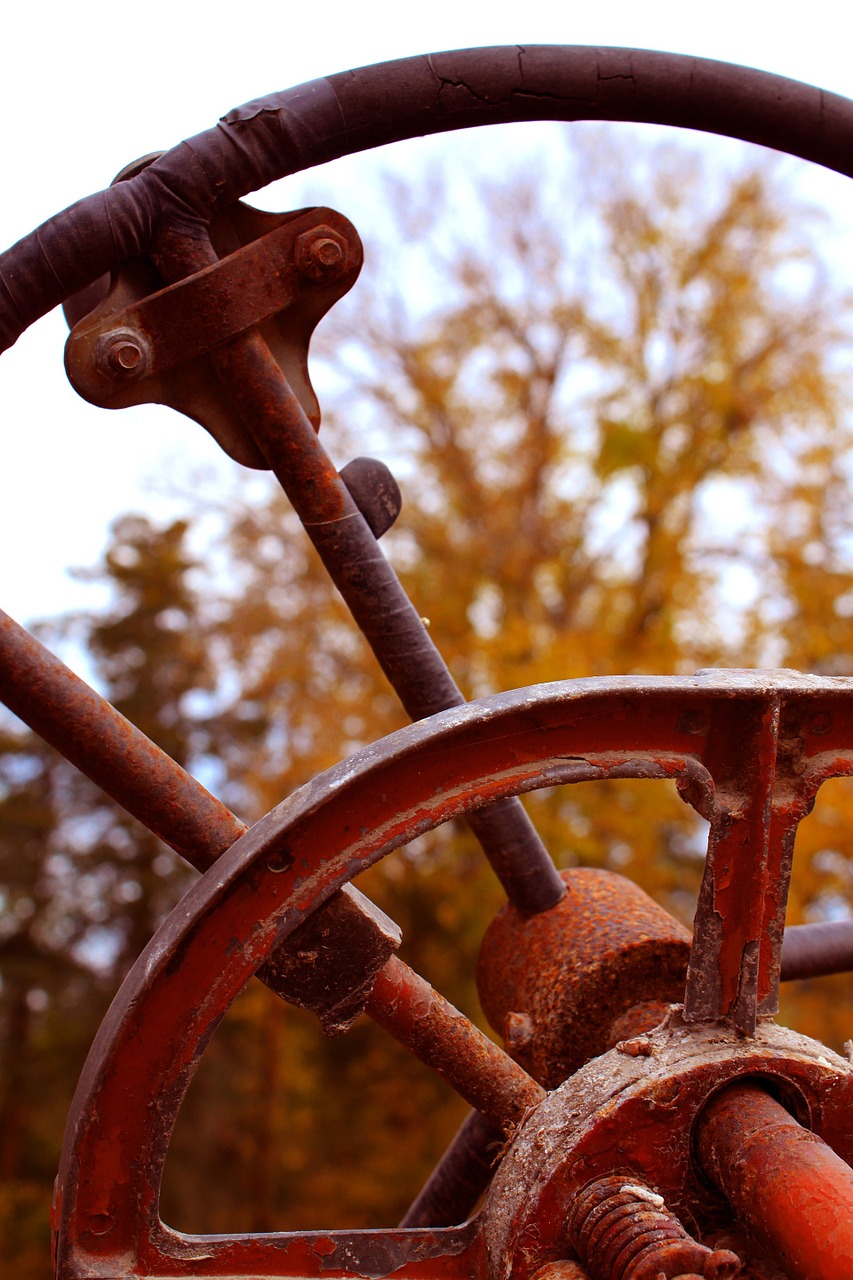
365 953 544 1132
0 606 245 866
696 1080 853 1280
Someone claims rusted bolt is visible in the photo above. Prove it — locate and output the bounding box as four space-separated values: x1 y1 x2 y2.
313 238 343 268
567 1174 741 1280
94 328 150 381
111 341 142 371
295 226 347 280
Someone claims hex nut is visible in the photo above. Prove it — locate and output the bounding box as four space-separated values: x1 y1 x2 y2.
295 226 348 281
94 328 151 381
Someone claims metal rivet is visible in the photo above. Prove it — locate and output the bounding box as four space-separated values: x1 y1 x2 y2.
266 850 294 874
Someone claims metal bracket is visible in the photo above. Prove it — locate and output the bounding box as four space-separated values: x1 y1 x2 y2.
64 204 363 467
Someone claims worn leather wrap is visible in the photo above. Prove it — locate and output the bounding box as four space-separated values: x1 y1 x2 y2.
3 45 853 354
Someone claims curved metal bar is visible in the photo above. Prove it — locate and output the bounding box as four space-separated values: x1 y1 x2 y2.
54 672 853 1278
4 47 853 353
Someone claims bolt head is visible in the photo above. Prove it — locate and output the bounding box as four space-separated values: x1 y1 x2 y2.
313 238 343 268
94 329 150 382
295 226 348 281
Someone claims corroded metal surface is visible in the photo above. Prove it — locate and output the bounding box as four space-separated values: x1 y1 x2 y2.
477 868 691 1086
260 889 401 1035
65 205 363 466
366 955 544 1130
0 605 245 866
49 676 853 1278
697 1082 853 1279
567 1176 739 1280
482 1015 853 1280
11 48 853 356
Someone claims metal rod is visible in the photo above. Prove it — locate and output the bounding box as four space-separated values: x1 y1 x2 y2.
0 608 391 1028
780 920 853 981
0 606 244 867
195 278 565 915
696 1080 853 1279
365 954 544 1131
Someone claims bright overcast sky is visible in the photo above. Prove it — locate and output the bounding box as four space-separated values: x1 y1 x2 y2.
3 0 853 627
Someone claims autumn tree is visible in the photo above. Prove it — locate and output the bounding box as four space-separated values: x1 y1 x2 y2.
208 129 853 925
0 516 211 1274
5 125 853 1268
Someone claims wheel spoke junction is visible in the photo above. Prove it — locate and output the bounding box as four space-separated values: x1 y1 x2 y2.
48 672 853 1278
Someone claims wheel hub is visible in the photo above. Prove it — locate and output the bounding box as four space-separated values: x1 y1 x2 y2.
483 1016 853 1279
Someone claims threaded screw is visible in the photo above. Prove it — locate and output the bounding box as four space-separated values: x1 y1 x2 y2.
567 1175 741 1280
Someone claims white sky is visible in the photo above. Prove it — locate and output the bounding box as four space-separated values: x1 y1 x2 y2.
4 0 853 626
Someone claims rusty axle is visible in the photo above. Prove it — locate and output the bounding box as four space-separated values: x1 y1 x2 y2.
696 1080 853 1280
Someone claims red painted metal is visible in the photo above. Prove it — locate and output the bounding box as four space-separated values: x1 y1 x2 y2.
48 676 853 1279
697 1082 853 1279
484 1014 853 1280
5 43 853 1280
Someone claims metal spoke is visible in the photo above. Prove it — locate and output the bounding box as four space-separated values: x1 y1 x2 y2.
365 955 544 1132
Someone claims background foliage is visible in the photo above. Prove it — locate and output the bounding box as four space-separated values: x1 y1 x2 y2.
3 126 853 1273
